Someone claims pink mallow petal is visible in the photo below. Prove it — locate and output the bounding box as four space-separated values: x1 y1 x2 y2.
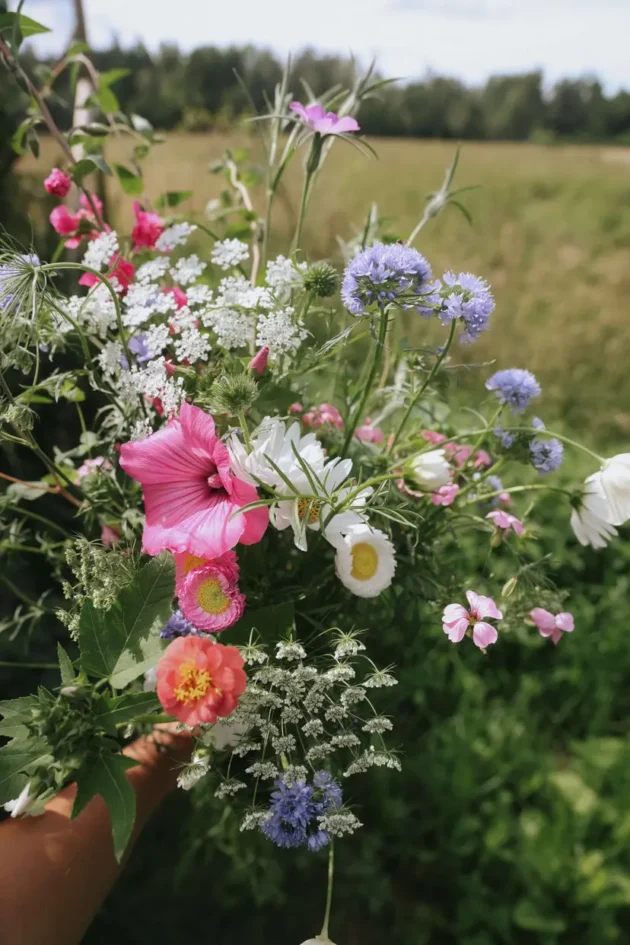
443 617 468 643
443 603 469 625
530 607 556 635
119 418 209 483
555 612 574 633
467 590 502 621
472 621 498 649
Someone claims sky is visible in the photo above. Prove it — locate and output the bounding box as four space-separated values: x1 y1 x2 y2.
17 0 630 93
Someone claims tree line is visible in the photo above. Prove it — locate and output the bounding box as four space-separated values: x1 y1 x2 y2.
43 43 630 143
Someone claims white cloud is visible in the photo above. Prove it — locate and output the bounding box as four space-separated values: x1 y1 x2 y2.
17 0 630 93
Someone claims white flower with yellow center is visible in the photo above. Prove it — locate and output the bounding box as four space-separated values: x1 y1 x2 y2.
227 418 326 489
272 458 373 551
334 524 396 598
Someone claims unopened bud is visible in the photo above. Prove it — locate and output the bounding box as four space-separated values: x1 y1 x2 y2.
248 346 269 375
304 261 338 298
501 577 518 599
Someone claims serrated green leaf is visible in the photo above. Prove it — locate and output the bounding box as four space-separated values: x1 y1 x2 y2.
0 12 51 38
0 738 50 805
94 692 160 732
113 164 144 197
57 643 75 686
79 553 174 688
155 190 193 210
73 753 138 861
0 696 38 722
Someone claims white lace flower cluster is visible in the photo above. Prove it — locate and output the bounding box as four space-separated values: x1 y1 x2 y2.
118 356 184 417
82 231 119 272
205 630 399 834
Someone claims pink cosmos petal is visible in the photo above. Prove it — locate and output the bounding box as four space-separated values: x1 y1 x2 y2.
466 590 502 621
555 612 574 633
443 603 469 625
330 116 360 134
465 589 482 614
530 607 556 635
472 621 498 649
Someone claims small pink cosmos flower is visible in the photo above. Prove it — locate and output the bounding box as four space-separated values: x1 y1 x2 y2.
290 102 360 136
44 168 72 197
486 509 524 535
248 346 269 375
156 636 246 726
119 403 268 560
355 418 384 444
530 608 574 645
131 200 165 250
178 561 245 632
432 483 460 507
422 430 447 445
443 590 503 649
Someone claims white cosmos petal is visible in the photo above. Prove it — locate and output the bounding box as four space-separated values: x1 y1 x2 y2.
600 453 630 526
570 473 618 548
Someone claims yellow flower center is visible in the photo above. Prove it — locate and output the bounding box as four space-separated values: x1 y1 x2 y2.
297 497 322 525
350 542 379 581
173 661 212 705
181 552 208 575
197 578 230 614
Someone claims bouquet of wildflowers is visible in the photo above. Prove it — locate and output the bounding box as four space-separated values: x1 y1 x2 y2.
1 13 628 942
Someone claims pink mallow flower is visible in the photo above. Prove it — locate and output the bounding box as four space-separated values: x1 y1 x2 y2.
174 549 239 593
79 255 135 295
290 102 360 136
178 560 245 631
119 402 268 560
132 200 165 250
422 430 447 445
44 168 72 197
303 403 344 430
156 636 246 726
355 418 384 445
486 509 524 535
248 346 269 375
432 483 460 507
443 590 503 649
530 608 574 645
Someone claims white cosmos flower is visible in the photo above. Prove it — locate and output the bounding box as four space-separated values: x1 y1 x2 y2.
599 453 630 525
272 458 373 551
570 473 618 548
335 525 396 598
406 449 451 492
227 418 326 489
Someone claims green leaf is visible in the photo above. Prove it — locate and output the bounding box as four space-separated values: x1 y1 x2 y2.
5 480 48 501
89 86 119 114
64 40 89 57
94 692 160 732
57 643 75 687
73 753 138 861
99 68 131 88
131 113 154 136
113 164 144 197
225 221 252 240
0 12 51 38
513 900 566 934
155 190 193 210
79 553 175 688
0 696 38 723
0 738 50 805
72 154 112 184
58 378 85 403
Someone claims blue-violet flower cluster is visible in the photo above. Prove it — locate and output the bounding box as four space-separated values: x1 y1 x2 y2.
437 271 495 342
530 437 564 475
341 241 433 316
486 368 541 413
261 770 343 851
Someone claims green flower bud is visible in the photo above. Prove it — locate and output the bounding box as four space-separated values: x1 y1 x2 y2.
502 577 518 599
202 374 258 416
304 262 338 298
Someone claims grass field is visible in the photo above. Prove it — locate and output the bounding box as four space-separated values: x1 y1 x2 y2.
20 134 630 444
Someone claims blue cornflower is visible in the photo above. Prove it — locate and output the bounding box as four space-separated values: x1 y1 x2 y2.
530 437 564 476
438 271 495 343
261 771 342 850
341 241 434 317
160 609 197 639
486 369 541 413
494 427 515 449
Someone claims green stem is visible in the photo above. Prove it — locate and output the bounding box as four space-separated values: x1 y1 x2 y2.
262 191 273 274
388 320 457 454
238 412 252 452
0 660 58 670
292 169 314 254
5 505 72 538
466 483 574 504
320 839 335 941
341 308 389 457
455 425 604 464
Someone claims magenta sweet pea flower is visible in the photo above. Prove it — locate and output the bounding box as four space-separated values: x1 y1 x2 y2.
530 607 574 645
486 509 524 535
131 200 165 250
119 403 268 560
290 102 360 136
44 168 72 197
248 346 269 375
442 590 503 649
355 418 384 445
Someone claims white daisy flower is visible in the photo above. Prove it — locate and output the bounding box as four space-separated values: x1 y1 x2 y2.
335 524 396 598
228 418 326 489
570 473 618 548
272 457 373 551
